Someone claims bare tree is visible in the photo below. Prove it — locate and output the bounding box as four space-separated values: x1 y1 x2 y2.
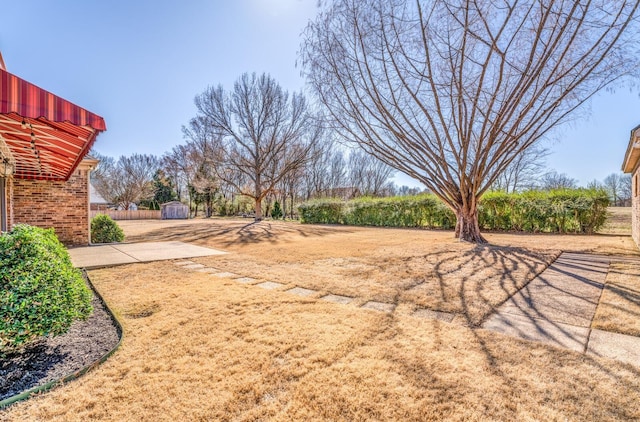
92 153 159 210
161 146 188 201
620 173 632 206
539 170 578 191
492 145 549 193
301 0 640 242
302 137 348 199
604 172 632 206
162 144 200 213
182 118 220 217
348 150 395 197
193 73 321 220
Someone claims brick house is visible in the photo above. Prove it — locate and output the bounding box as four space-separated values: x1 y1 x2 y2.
0 53 106 245
622 124 640 249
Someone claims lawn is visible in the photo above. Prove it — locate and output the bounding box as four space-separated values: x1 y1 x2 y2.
2 218 640 420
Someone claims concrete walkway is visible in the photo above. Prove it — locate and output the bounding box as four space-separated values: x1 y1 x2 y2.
68 241 227 269
482 252 640 366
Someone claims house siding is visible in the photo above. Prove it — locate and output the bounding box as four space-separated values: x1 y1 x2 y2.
10 167 90 245
633 166 640 248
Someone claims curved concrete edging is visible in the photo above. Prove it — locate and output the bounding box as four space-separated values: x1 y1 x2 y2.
0 270 124 410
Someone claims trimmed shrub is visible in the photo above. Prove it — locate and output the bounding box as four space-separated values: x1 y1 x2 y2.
298 189 608 234
299 198 345 224
478 188 609 233
0 225 93 355
299 194 455 229
91 214 125 243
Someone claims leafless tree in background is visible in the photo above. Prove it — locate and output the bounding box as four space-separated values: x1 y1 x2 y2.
92 152 159 209
161 146 188 201
161 144 202 214
348 150 395 197
539 170 578 190
492 145 549 193
193 72 322 220
182 117 220 217
301 0 640 242
603 172 632 206
302 138 348 199
620 174 632 206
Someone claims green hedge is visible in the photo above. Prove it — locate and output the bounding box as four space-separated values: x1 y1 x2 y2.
299 194 455 229
0 225 93 355
478 189 609 234
298 189 609 234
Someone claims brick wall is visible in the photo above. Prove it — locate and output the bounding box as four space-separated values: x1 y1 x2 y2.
633 167 640 249
10 167 90 245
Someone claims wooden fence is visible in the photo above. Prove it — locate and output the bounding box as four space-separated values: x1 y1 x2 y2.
90 210 161 220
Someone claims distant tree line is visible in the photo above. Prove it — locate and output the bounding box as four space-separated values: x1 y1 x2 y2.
90 74 410 219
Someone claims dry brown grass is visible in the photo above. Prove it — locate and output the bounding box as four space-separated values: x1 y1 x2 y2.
592 261 640 336
599 207 633 236
3 219 640 421
3 261 640 421
120 218 639 325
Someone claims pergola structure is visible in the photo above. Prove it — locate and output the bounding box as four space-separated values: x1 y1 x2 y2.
0 66 106 181
0 52 106 243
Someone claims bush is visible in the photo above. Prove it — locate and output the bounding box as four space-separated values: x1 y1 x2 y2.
299 194 456 228
478 188 609 233
299 198 345 224
0 225 93 355
91 214 125 243
271 201 283 220
299 189 608 234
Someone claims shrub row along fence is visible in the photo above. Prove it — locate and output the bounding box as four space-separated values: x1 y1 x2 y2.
298 189 609 234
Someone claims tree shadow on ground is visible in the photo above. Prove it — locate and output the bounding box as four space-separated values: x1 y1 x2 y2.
124 220 350 248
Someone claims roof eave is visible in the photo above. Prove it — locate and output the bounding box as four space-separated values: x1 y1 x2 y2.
622 124 640 173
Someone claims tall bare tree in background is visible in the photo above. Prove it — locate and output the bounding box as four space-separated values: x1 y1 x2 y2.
603 172 632 206
539 170 578 190
182 117 220 217
301 0 640 242
348 150 395 197
193 72 322 220
301 137 347 199
92 153 159 210
161 145 189 201
492 145 549 193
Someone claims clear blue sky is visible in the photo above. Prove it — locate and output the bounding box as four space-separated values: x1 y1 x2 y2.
1 0 638 188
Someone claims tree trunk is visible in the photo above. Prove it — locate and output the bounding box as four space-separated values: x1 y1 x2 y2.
254 198 263 221
454 204 487 243
254 174 263 221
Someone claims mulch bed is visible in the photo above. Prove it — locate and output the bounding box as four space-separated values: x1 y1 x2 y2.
0 291 120 402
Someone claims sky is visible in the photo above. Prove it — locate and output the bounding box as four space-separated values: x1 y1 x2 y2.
1 0 639 188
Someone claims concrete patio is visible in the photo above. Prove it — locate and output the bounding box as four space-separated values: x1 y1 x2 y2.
483 252 640 367
67 241 227 269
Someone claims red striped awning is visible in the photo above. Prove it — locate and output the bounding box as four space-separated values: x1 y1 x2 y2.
0 67 106 181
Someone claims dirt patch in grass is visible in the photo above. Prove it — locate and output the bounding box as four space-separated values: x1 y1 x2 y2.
592 261 640 337
2 262 639 421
